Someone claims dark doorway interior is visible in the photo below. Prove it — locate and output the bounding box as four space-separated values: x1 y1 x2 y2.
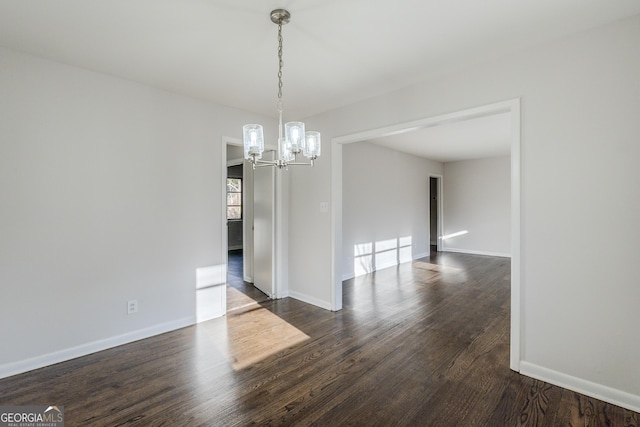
430 176 439 252
227 164 244 251
227 249 245 287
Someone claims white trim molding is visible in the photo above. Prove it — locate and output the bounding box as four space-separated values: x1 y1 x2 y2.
0 316 195 380
509 99 521 372
289 291 333 311
443 248 511 258
520 362 640 413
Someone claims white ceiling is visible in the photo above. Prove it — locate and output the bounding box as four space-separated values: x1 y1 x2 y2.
3 1 634 163
367 112 512 163
1 0 639 121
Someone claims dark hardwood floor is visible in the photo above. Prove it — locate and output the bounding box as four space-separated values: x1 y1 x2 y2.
1 252 638 426
227 249 270 312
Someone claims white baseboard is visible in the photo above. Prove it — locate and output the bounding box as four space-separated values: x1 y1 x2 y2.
374 260 397 271
341 252 433 282
520 361 640 413
288 291 332 311
443 247 511 258
0 316 196 380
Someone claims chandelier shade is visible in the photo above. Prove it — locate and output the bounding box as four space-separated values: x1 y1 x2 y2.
284 121 305 154
242 9 321 170
304 131 321 158
242 124 264 160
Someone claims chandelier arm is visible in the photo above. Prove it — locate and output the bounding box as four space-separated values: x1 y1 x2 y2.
249 158 279 169
285 160 315 167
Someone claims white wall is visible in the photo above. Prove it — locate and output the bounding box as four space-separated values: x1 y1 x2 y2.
288 15 640 410
342 142 443 280
0 46 271 376
443 156 510 257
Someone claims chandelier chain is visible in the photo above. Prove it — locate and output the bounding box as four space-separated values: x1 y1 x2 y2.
277 22 284 112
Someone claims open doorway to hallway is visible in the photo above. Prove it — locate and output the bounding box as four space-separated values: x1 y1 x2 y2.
225 143 270 312
429 175 442 253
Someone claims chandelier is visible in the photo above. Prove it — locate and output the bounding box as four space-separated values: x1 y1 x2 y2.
242 9 321 169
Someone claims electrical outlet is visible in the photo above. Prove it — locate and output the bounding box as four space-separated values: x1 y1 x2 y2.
127 299 138 315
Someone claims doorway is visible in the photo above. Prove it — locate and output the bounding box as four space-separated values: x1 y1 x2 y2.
226 161 244 285
429 175 442 252
331 99 521 370
224 141 271 312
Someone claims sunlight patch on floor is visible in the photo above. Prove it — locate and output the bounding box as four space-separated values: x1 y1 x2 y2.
220 288 310 370
413 260 462 273
226 286 261 314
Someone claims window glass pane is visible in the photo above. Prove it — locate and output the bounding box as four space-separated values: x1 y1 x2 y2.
227 193 242 206
227 178 241 192
226 177 242 219
227 206 242 219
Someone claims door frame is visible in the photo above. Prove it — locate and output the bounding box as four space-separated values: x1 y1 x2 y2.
252 151 276 298
222 137 254 284
221 137 283 298
330 98 521 371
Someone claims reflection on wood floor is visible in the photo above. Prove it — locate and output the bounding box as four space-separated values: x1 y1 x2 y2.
0 251 638 426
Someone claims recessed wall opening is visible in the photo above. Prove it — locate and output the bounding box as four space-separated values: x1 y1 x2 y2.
332 99 521 371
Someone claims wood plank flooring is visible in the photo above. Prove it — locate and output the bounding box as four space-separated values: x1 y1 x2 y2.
227 249 270 312
1 252 638 426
